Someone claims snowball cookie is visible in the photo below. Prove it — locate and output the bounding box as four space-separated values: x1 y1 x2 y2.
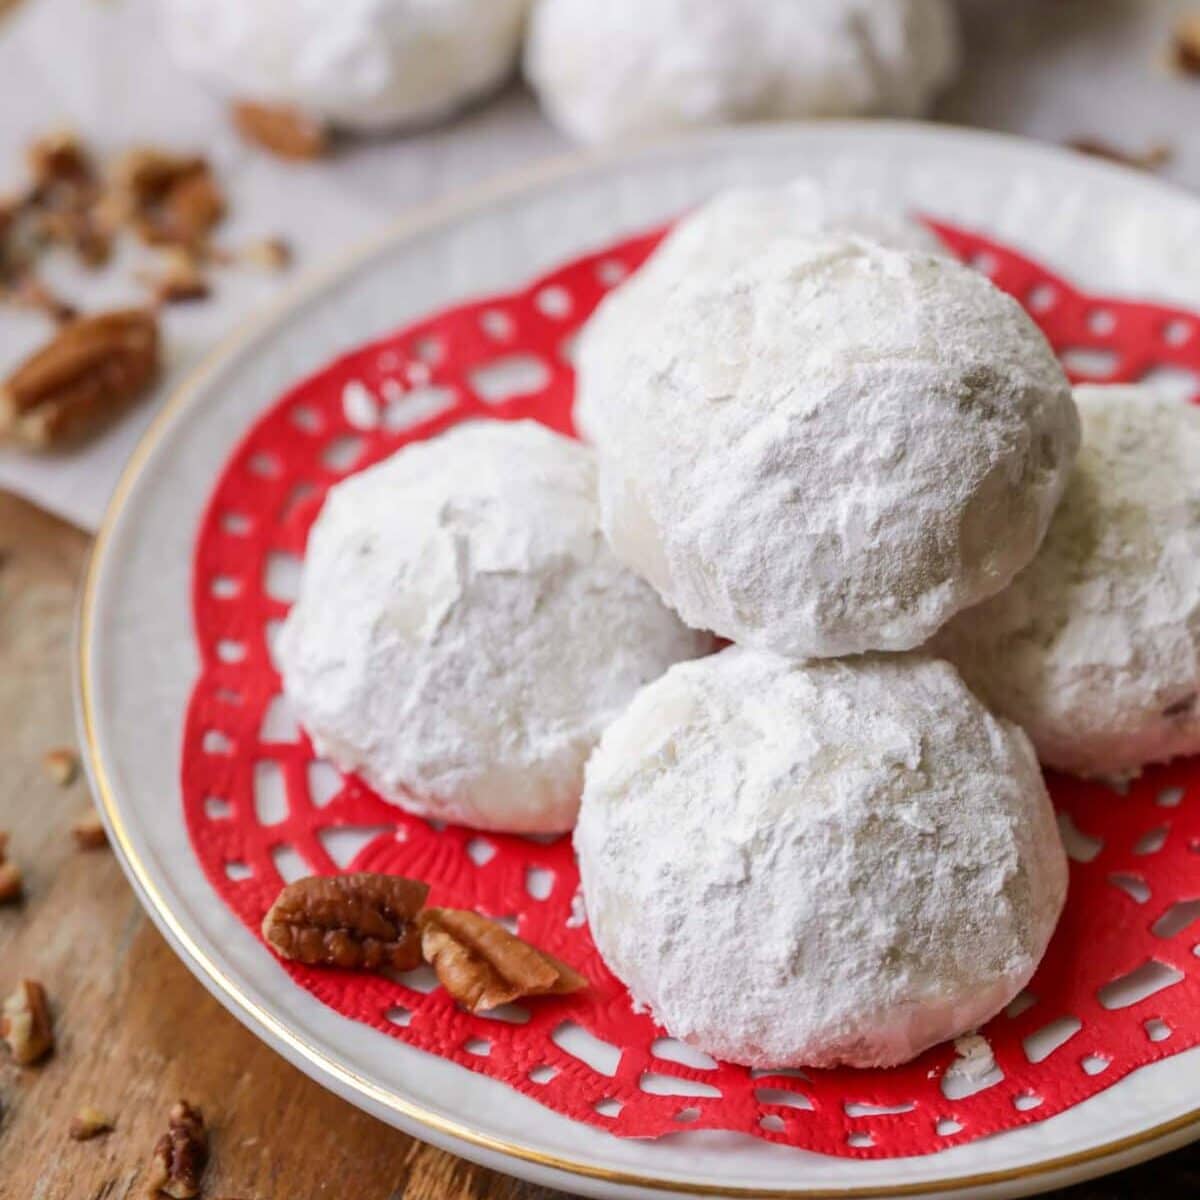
578 234 1079 658
934 387 1200 779
524 0 959 144
157 0 530 132
575 181 944 446
576 648 1068 1069
277 420 712 834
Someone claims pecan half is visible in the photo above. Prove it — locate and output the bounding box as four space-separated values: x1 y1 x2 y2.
418 908 587 1013
147 1101 208 1199
0 308 160 448
261 873 429 970
231 101 329 160
70 1105 115 1141
1 979 53 1064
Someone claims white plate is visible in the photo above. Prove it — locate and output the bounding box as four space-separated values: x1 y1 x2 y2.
78 123 1200 1200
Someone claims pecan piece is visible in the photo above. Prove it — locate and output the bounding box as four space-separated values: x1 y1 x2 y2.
72 810 109 850
0 308 160 448
108 148 221 250
70 1105 115 1141
32 204 112 267
1067 138 1173 172
1172 13 1200 75
160 168 225 246
418 908 587 1013
0 830 18 903
231 101 329 160
139 249 210 305
27 128 94 193
262 873 429 970
111 147 207 208
24 130 111 268
0 197 14 252
147 1100 208 1199
240 236 292 272
1 979 53 1064
42 745 79 786
0 861 23 904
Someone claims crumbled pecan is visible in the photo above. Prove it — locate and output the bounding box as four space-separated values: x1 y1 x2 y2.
1 979 53 1065
147 1101 209 1199
0 308 160 448
261 873 429 970
22 130 111 268
42 745 79 786
33 204 112 267
418 908 587 1013
111 148 207 209
241 236 292 272
0 861 23 904
108 148 226 254
70 1105 115 1141
72 810 108 850
159 169 225 246
2 130 286 322
1067 138 1173 172
1172 14 1200 74
139 249 210 305
1 146 92 310
231 101 329 160
27 129 94 193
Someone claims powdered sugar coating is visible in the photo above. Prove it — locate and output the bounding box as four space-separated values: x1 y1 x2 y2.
578 232 1079 658
575 182 944 446
524 0 959 144
576 648 1068 1069
636 180 947 276
277 420 712 833
935 386 1200 779
157 0 530 131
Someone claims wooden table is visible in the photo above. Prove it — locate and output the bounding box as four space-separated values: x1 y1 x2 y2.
1 486 1196 1199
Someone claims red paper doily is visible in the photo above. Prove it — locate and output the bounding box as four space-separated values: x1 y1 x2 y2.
185 219 1200 1159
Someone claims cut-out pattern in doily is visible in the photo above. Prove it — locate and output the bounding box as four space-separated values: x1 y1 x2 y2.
185 218 1200 1159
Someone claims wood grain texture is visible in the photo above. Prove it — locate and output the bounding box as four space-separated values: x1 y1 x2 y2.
0 484 1194 1199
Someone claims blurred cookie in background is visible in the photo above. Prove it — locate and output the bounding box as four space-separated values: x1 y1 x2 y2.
156 0 531 140
524 0 959 144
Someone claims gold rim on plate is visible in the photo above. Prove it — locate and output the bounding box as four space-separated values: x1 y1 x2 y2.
76 123 1200 1198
